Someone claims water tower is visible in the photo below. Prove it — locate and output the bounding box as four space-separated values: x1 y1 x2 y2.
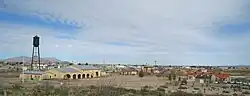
31 35 41 70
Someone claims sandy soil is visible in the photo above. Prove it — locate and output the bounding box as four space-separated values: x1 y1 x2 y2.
52 74 167 89
1 72 250 95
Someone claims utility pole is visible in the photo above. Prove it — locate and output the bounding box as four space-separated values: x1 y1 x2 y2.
154 61 157 66
22 56 24 83
103 60 105 64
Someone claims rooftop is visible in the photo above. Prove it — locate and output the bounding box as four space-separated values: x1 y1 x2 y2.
23 71 45 75
71 65 100 70
54 67 79 73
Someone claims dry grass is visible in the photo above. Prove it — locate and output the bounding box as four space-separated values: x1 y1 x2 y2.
49 74 167 90
1 72 249 96
0 72 167 90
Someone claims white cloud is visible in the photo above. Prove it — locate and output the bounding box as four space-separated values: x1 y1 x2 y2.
0 0 250 65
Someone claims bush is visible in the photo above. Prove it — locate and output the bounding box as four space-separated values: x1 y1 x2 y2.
194 88 199 90
157 87 165 92
142 85 153 90
178 86 187 89
242 91 250 94
222 90 230 93
138 70 144 77
0 83 209 96
159 85 168 88
232 93 238 96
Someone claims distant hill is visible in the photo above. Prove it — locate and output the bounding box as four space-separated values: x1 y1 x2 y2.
3 56 62 64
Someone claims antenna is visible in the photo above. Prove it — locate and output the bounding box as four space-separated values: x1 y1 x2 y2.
22 56 24 83
154 61 157 66
103 60 105 64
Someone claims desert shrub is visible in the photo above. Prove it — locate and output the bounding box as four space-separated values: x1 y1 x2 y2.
88 85 98 89
233 93 238 96
140 87 150 95
159 85 168 88
0 83 209 96
178 86 187 89
194 87 199 90
174 81 179 86
171 91 203 96
157 87 165 92
55 86 70 96
222 90 230 93
142 85 153 90
138 70 144 77
156 74 161 77
242 91 250 94
9 84 26 96
222 86 228 89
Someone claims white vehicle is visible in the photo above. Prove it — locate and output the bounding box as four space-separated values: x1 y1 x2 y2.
243 82 248 85
236 81 242 84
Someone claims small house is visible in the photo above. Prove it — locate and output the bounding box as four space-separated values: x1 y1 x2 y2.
211 73 230 83
120 68 138 75
19 71 46 81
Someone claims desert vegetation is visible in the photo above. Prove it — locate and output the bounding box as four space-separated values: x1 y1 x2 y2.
0 82 208 96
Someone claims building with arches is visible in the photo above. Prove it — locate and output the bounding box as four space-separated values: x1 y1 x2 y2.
45 65 101 79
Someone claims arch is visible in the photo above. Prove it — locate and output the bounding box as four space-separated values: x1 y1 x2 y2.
91 75 93 78
73 74 76 79
87 74 90 78
82 74 85 79
65 74 71 79
96 72 99 77
78 74 81 79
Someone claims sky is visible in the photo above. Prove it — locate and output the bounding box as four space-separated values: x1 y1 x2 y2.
0 0 250 65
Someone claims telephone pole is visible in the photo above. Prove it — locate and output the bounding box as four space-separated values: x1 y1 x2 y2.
154 61 157 66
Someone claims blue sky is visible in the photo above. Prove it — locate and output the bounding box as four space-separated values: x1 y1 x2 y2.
0 0 250 65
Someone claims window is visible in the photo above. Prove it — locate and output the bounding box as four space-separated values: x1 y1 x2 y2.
82 74 85 78
54 74 56 77
87 74 89 78
96 72 99 77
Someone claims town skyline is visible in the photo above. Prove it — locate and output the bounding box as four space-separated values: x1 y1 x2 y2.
0 0 250 65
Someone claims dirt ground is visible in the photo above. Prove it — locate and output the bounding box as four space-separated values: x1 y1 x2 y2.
47 74 167 89
1 72 250 95
0 73 167 89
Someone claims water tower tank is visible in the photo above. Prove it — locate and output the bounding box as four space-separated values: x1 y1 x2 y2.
33 35 40 47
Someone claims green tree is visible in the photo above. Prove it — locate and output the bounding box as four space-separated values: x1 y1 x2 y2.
85 63 89 65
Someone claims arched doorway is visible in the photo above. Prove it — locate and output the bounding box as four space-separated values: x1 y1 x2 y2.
78 74 81 79
82 74 85 79
73 74 76 79
87 74 89 78
65 74 71 79
96 72 99 77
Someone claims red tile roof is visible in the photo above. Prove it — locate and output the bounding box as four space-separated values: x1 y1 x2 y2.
215 73 230 79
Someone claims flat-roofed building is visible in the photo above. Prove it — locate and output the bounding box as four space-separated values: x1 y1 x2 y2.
19 71 46 81
120 67 138 75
